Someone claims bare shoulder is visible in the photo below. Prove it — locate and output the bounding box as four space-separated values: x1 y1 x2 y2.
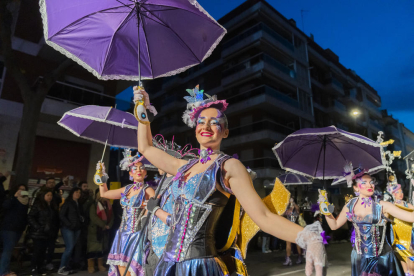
222 158 245 174
146 186 155 196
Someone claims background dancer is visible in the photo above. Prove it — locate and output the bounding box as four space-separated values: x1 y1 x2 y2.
135 85 326 276
98 149 155 276
387 182 414 276
283 196 303 265
319 164 414 276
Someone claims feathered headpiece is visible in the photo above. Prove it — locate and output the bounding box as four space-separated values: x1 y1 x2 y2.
182 85 228 128
152 134 198 160
119 148 155 171
342 161 368 187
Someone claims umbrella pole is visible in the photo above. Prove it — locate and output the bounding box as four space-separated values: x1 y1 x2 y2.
323 135 327 189
100 138 108 163
135 2 143 88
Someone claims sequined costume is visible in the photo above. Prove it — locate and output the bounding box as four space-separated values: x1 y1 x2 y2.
154 154 234 276
347 197 403 276
107 184 149 276
389 201 414 263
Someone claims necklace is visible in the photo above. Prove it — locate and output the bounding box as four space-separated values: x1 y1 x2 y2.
360 197 372 208
198 148 221 164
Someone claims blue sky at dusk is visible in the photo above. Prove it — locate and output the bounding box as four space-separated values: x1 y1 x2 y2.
198 0 414 130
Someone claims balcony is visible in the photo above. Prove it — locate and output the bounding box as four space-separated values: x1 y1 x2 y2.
226 86 299 110
222 120 294 147
364 100 382 117
324 77 344 96
369 119 383 131
222 53 296 87
222 23 294 57
329 100 347 115
47 81 128 108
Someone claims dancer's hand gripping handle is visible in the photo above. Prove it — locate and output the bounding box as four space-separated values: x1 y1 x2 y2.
133 86 157 125
94 161 109 186
318 189 334 216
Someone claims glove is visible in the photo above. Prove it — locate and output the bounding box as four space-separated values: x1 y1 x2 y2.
318 189 334 216
146 197 161 214
133 86 158 116
296 222 326 276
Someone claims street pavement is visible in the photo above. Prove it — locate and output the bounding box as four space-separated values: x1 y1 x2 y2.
15 242 352 275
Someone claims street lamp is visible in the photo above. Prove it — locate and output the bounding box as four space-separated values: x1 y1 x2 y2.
350 109 361 133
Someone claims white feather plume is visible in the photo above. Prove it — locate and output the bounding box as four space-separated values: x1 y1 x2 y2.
343 161 354 188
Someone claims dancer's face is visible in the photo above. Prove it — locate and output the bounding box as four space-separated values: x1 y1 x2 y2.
195 108 229 150
394 189 404 200
354 175 375 197
129 162 147 183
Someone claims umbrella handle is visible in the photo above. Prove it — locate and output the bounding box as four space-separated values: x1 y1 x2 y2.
134 100 151 125
93 162 104 186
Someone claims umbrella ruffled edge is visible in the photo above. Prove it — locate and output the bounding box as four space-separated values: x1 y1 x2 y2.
57 120 139 149
60 108 138 130
39 0 227 81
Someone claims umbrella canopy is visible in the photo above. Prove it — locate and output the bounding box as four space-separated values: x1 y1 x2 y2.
58 105 138 149
278 172 312 185
272 126 386 180
40 0 226 81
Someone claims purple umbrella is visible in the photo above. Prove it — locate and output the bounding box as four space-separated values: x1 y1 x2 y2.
278 172 312 186
272 126 386 184
58 105 138 149
39 0 226 81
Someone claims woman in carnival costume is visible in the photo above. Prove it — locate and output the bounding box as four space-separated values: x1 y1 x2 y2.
145 134 198 275
319 162 410 276
97 149 155 276
387 180 414 276
135 85 326 276
283 196 304 265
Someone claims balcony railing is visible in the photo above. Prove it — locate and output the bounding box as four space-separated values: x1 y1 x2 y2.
364 100 381 113
331 100 347 113
225 85 300 110
229 120 295 137
222 22 294 51
47 81 132 109
369 119 383 130
222 53 295 79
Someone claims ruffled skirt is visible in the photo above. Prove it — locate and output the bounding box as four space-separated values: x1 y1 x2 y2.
107 230 145 276
154 256 229 276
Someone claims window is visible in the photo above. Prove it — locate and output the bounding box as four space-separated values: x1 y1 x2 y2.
0 61 6 97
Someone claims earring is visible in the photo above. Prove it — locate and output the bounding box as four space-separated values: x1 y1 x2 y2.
144 175 148 179
354 191 360 196
129 175 133 181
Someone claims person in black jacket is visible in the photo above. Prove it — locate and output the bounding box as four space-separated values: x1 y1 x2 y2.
0 184 29 276
58 187 84 275
28 189 60 275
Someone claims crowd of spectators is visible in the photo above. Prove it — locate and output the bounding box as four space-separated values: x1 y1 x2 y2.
0 172 115 276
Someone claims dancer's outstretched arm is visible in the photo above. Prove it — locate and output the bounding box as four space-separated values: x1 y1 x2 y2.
324 206 349 230
97 162 125 199
382 201 414 222
225 158 305 242
135 87 187 176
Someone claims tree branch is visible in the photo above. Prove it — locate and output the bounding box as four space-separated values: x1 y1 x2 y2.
0 0 32 99
42 58 74 94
